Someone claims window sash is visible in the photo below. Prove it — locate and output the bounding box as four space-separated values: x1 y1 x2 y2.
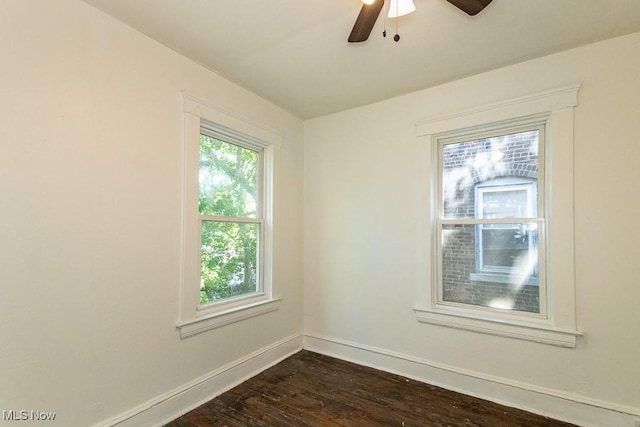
435 219 547 316
436 123 545 220
198 218 263 309
434 122 547 316
198 132 266 308
198 131 264 220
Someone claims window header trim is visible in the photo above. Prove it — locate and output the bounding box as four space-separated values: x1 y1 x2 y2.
415 83 580 138
182 91 282 148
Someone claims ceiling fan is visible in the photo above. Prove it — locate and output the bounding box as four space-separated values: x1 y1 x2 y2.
348 0 493 43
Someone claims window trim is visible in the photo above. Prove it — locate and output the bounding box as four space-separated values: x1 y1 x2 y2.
177 92 281 338
414 84 582 347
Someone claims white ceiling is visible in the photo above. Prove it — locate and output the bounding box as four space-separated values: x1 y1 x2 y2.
82 0 640 119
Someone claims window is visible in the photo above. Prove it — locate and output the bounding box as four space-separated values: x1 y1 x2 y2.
438 125 544 315
199 130 262 304
472 178 539 287
414 84 581 347
177 93 281 338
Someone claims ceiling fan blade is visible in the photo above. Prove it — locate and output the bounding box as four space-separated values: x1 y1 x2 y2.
445 0 493 16
348 0 384 43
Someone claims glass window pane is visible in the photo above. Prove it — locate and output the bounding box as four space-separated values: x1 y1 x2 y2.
200 221 259 304
480 188 531 218
199 134 258 217
441 223 539 313
480 224 538 272
442 130 539 219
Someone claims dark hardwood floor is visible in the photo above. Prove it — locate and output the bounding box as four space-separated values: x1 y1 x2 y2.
165 350 576 427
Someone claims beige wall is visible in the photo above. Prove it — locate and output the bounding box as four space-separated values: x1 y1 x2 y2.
0 1 303 425
2 0 639 425
304 32 640 425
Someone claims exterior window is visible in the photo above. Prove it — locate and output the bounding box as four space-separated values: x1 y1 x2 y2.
199 132 263 305
178 93 280 338
472 179 539 285
438 126 544 314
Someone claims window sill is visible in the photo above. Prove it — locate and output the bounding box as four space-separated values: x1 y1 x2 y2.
414 307 581 348
177 298 282 339
469 272 539 286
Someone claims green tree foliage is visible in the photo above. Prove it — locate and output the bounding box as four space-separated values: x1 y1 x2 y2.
199 134 259 304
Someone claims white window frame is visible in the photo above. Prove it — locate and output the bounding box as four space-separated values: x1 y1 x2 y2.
436 123 547 315
198 124 265 306
414 84 582 348
177 92 281 338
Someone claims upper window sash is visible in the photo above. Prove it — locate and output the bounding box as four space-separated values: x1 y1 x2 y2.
436 122 545 221
198 127 265 220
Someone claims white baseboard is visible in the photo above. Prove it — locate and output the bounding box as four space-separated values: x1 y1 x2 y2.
97 334 303 427
96 332 638 427
303 333 640 427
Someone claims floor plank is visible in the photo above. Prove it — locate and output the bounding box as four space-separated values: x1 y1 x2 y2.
165 350 576 427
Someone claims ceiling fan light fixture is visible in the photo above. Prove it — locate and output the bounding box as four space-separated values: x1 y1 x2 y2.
387 0 416 18
361 0 376 4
